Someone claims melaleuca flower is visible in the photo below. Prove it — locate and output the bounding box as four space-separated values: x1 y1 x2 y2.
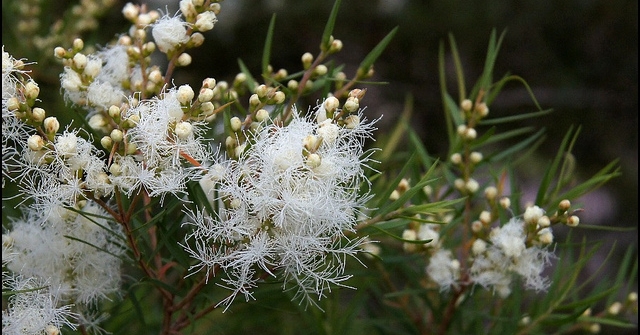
151 12 190 53
4 202 127 306
182 105 378 308
60 44 132 115
121 88 211 200
1 274 78 335
468 217 555 297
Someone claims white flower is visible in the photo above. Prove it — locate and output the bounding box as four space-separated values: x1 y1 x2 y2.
469 218 554 297
152 14 190 53
426 249 460 291
1 274 78 335
4 202 126 306
182 105 378 308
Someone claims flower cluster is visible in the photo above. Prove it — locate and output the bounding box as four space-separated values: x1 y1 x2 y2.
184 101 377 307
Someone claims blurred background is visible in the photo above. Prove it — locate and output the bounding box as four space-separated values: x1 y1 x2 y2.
3 0 637 332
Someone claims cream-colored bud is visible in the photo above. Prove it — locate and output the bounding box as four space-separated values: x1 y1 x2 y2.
255 109 269 122
607 302 622 315
100 136 113 149
454 178 465 191
314 64 328 76
175 121 193 140
73 53 87 69
274 68 288 81
537 215 551 228
499 197 511 209
177 53 192 66
137 13 152 26
272 91 285 104
190 33 205 47
343 98 359 113
198 88 214 102
109 163 121 175
479 211 492 224
126 142 138 155
122 2 139 21
306 153 322 168
323 96 340 113
27 134 44 151
628 292 638 302
110 129 124 142
524 205 544 225
465 127 477 140
470 151 483 164
43 116 59 134
54 47 66 58
484 186 498 200
31 107 46 123
472 239 487 255
538 228 553 244
249 94 261 107
7 97 20 111
234 143 246 157
559 199 571 211
519 316 531 326
225 135 237 147
466 178 479 193
118 35 132 45
230 117 242 132
588 323 600 334
461 99 473 112
209 3 221 14
329 39 343 53
344 115 360 129
301 52 313 68
303 135 321 152
255 84 269 99
24 81 40 100
450 153 462 165
88 114 107 130
234 72 247 85
72 38 84 51
471 220 483 233
177 85 195 105
567 215 580 227
287 79 298 91
202 77 216 88
457 124 467 136
476 102 489 117
148 69 163 83
200 102 214 115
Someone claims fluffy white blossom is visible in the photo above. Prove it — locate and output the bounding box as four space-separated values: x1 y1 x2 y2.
182 106 378 308
4 202 127 306
152 13 190 53
426 249 460 291
469 217 554 297
2 274 78 335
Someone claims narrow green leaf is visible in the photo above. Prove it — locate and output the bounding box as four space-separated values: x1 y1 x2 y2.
358 26 399 74
447 33 466 101
237 58 257 95
479 109 553 125
321 0 342 51
262 14 276 76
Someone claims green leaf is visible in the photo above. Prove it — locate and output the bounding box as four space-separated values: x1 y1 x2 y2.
358 26 399 74
262 14 276 76
320 0 342 52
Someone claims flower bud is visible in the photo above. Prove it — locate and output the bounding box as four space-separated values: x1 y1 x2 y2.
43 116 59 134
461 99 473 112
177 53 192 66
175 121 193 139
230 116 242 132
27 134 45 151
31 107 46 123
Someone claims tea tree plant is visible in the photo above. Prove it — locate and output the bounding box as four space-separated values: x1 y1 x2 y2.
2 1 637 334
